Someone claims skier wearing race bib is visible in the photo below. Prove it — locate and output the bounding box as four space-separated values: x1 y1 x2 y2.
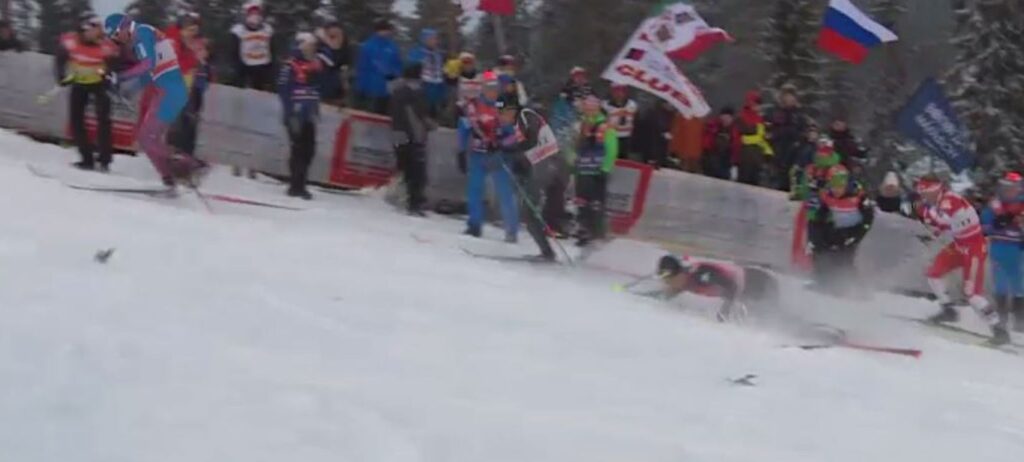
495 96 567 261
656 255 780 322
104 12 206 188
914 174 1008 345
981 172 1024 333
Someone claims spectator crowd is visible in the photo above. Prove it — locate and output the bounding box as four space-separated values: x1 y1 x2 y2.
12 0 873 260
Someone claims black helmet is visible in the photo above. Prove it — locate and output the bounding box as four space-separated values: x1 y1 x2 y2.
658 255 682 278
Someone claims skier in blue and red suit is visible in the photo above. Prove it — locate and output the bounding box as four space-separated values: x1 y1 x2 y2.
981 172 1024 333
103 13 207 188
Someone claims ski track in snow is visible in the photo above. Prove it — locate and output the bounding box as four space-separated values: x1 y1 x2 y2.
1 129 1024 461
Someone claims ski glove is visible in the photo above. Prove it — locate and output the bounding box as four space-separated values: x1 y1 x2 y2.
104 72 119 91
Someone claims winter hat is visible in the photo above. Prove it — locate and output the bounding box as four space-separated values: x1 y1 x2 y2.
915 174 945 195
658 255 693 278
482 71 500 90
80 12 102 31
243 0 262 15
420 28 438 42
459 51 476 63
719 106 735 116
611 83 628 96
178 11 201 28
295 32 317 48
570 66 586 76
499 54 516 66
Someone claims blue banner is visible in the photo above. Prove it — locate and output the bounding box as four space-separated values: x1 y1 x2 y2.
896 78 974 173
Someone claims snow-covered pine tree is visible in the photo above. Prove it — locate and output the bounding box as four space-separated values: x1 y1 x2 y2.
11 0 37 50
126 0 171 27
413 0 461 54
864 0 909 180
760 0 828 117
36 0 91 54
263 0 320 55
175 0 243 80
322 0 395 44
944 0 1024 174
532 0 653 101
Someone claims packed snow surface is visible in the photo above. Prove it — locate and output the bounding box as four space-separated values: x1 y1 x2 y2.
1 129 1023 462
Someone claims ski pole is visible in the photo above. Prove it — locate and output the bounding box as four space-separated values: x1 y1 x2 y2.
499 157 574 265
612 272 661 293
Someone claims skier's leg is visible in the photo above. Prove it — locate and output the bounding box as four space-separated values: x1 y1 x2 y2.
465 151 486 235
962 245 999 325
543 169 568 235
69 84 94 167
94 85 113 167
925 244 962 322
491 156 520 240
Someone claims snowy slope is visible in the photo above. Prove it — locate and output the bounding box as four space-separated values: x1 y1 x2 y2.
1 129 1024 462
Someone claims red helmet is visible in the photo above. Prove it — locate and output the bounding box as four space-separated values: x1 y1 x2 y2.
915 175 945 195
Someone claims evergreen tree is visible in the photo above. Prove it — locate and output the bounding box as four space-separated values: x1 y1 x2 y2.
36 0 91 55
11 0 37 50
864 0 909 178
760 0 828 116
532 0 653 100
177 0 244 79
413 0 461 55
322 0 395 44
944 0 1024 172
126 0 171 27
263 0 320 54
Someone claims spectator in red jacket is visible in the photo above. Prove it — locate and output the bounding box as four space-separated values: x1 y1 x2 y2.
702 106 740 180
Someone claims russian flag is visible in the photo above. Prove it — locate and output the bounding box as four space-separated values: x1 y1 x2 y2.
818 0 898 64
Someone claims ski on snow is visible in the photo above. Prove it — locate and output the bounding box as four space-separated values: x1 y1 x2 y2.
460 247 559 264
887 314 1023 355
66 184 177 196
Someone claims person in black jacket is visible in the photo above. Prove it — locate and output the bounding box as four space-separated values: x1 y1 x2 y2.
806 165 875 294
277 33 323 200
389 63 434 216
0 21 24 52
496 97 567 261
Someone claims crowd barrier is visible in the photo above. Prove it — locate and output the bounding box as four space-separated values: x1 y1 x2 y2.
0 51 931 293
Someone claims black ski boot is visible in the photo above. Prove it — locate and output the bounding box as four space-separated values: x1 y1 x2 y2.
928 303 959 324
287 187 313 200
1012 297 1024 333
72 161 95 171
988 325 1011 347
463 225 482 238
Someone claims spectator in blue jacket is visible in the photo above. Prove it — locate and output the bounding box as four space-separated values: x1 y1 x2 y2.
355 19 403 115
407 28 446 117
278 32 324 200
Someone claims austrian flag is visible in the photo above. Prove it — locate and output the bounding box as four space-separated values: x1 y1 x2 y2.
818 0 898 64
455 0 515 16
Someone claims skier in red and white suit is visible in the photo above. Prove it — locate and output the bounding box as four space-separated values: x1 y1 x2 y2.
915 174 1010 345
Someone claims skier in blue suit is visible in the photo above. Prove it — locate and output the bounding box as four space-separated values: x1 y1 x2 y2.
104 13 205 188
981 172 1024 333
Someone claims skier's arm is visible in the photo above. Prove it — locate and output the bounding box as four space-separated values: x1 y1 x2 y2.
980 207 998 235
54 45 70 84
118 28 157 82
